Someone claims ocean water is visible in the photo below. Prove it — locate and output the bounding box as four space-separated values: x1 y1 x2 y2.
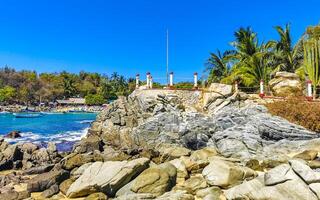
0 112 97 151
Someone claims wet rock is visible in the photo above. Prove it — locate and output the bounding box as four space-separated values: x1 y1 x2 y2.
67 158 149 198
5 130 21 138
27 169 70 192
131 163 177 196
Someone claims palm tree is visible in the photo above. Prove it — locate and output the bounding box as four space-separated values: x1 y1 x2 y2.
205 50 233 83
272 24 304 73
226 27 274 86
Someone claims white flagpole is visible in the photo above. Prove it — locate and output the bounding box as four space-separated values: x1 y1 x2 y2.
166 29 169 86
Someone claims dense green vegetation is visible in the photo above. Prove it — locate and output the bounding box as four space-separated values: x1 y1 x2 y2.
0 68 135 105
204 24 318 93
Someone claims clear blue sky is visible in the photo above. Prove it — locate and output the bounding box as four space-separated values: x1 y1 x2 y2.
0 0 319 82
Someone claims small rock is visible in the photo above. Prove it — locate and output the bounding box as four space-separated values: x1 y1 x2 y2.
27 169 70 192
190 147 218 161
293 150 318 161
85 192 108 200
290 160 320 184
310 183 320 199
202 158 255 188
59 178 74 195
67 158 150 198
309 160 320 169
196 187 222 199
131 163 177 196
155 190 194 200
264 164 298 186
41 184 59 198
5 130 21 138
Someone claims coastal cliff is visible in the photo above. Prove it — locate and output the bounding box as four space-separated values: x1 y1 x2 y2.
1 86 320 200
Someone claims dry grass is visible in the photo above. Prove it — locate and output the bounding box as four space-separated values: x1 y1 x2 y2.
266 98 320 133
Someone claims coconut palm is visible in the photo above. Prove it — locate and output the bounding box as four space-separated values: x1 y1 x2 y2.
272 24 304 73
205 50 234 83
226 27 274 86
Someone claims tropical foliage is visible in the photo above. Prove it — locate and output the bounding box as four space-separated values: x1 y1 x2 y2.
205 24 305 89
0 66 135 105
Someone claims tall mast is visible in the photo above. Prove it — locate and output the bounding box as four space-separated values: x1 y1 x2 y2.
166 29 169 85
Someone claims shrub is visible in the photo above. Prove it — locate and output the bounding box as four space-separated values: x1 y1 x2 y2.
85 94 105 105
266 98 320 132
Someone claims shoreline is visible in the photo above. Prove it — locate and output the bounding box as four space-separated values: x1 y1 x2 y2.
0 105 104 113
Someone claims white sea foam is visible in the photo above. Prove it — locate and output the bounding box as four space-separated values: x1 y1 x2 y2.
77 120 94 124
4 127 89 144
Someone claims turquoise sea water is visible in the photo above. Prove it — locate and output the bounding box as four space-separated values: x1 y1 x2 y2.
0 112 97 151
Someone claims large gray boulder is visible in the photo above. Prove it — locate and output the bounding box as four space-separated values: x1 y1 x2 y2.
66 158 149 198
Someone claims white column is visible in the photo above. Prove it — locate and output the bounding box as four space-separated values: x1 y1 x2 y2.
136 74 140 89
194 72 198 88
259 80 264 98
307 80 312 100
150 76 153 89
146 72 150 89
169 72 173 87
235 81 238 92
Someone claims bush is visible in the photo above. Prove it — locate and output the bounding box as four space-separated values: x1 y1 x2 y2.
85 94 105 105
266 98 320 132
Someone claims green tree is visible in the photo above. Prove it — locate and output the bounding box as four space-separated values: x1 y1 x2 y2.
0 86 16 104
85 94 105 105
205 50 233 83
272 24 304 73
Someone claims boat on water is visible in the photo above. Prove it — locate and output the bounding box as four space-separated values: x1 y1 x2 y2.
13 112 45 118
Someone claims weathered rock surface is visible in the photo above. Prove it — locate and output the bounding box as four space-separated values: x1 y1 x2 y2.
131 162 177 196
88 89 319 162
67 158 149 198
27 169 69 192
269 71 302 96
202 157 256 188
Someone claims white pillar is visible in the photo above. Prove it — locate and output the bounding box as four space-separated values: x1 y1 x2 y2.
150 76 153 89
146 72 150 89
136 74 140 89
307 80 312 100
169 72 173 88
194 72 198 88
235 81 238 92
259 80 265 98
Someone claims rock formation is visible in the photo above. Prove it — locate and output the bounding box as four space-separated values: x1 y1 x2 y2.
1 84 320 199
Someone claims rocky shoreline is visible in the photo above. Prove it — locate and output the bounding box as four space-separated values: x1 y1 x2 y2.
1 85 320 200
0 105 103 113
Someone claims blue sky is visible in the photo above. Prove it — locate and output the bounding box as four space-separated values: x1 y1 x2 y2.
0 0 319 82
